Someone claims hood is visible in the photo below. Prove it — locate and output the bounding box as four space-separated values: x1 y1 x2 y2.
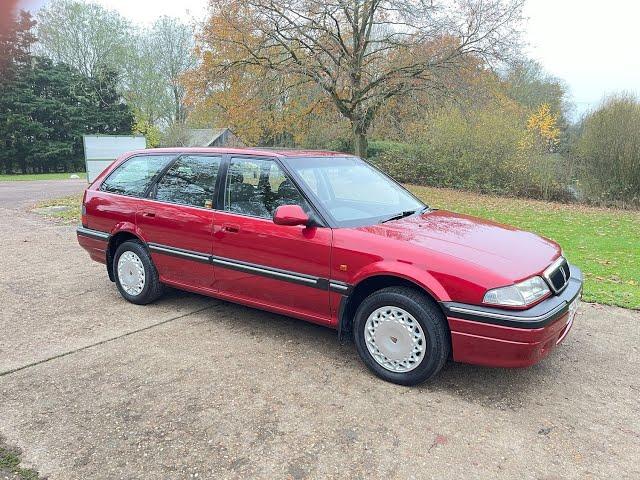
355 210 561 282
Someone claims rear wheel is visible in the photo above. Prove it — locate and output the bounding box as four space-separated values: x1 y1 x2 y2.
113 240 163 305
353 286 450 385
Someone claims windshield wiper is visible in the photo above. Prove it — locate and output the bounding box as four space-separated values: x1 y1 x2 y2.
380 209 420 224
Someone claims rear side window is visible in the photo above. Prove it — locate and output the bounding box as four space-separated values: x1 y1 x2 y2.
100 155 173 197
154 155 222 208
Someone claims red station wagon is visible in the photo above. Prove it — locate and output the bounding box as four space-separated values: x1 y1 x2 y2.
77 148 582 385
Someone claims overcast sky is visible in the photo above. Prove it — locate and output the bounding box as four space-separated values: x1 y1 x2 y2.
19 0 640 117
524 0 640 116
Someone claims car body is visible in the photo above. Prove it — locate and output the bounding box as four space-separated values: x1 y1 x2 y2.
77 147 582 384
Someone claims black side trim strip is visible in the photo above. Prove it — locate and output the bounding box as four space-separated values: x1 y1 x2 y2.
77 226 110 241
211 255 325 289
146 241 353 293
148 243 210 264
337 294 350 342
329 280 353 295
443 302 567 328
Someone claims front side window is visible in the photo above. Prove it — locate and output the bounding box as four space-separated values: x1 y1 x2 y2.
285 156 425 227
224 157 310 219
100 155 173 197
154 155 222 208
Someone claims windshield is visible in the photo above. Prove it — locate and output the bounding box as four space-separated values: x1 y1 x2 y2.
285 156 425 227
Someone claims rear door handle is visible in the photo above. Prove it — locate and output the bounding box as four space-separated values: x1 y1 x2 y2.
142 212 156 218
223 224 240 233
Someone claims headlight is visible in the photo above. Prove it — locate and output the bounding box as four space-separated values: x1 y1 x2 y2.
483 276 550 307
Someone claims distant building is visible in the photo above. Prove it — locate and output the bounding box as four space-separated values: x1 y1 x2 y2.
185 128 244 147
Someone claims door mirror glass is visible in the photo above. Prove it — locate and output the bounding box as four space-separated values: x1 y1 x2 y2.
273 205 309 226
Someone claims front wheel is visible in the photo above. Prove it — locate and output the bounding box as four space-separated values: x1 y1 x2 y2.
353 287 450 385
113 240 163 305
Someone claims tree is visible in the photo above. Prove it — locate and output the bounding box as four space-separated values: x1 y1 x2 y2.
125 17 197 133
125 36 172 127
503 59 569 124
160 121 192 147
85 66 136 134
0 9 36 82
1 9 39 174
575 94 640 205
186 64 330 146
36 1 197 131
146 16 197 125
195 0 524 156
1 58 134 173
524 103 561 153
35 0 132 78
133 115 162 147
1 11 134 174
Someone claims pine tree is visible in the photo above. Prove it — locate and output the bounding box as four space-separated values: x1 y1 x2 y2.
0 10 134 174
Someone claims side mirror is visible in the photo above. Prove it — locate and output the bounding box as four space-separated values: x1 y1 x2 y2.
273 204 309 226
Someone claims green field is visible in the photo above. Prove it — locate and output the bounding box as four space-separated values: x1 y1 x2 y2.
0 172 86 181
34 187 640 309
409 185 639 309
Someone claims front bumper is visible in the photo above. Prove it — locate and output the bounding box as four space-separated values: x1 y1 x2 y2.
441 265 582 368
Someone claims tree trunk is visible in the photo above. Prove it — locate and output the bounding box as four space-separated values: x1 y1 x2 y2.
173 85 182 124
352 122 368 159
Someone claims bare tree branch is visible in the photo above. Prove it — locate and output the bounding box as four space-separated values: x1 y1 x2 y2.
200 0 524 156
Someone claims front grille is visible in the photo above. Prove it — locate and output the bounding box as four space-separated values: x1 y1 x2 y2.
544 257 571 293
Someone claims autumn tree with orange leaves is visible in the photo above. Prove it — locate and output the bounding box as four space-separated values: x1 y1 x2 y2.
189 0 524 156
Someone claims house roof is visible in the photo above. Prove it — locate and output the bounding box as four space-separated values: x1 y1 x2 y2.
185 128 230 147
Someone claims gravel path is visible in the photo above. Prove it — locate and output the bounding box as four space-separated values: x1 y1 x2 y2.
0 179 86 209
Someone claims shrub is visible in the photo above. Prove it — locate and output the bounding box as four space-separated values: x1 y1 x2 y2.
574 94 640 207
369 105 571 201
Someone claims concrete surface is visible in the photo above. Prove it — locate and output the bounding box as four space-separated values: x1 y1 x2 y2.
0 179 87 209
0 189 639 479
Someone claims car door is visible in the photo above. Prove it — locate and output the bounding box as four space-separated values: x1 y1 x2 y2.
212 155 332 323
136 154 222 291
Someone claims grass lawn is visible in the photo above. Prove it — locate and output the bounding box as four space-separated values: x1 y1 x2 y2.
408 185 639 309
0 172 86 181
34 187 640 309
33 194 82 222
0 436 41 480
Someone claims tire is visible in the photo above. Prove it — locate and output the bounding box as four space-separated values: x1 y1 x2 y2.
113 240 164 305
353 286 450 386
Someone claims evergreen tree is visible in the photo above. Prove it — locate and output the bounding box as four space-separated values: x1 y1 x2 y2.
0 11 134 174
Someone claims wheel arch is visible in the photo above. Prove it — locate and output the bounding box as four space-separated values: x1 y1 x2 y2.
106 231 145 282
338 271 449 342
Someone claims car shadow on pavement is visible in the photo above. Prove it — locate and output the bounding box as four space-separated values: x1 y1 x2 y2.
157 288 561 410
427 361 556 410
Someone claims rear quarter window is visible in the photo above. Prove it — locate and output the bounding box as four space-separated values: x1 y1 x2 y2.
100 155 174 197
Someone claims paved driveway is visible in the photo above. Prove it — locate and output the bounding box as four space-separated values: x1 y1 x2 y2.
0 179 87 209
0 199 639 479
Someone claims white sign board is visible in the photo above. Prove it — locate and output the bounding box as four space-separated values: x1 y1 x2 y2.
83 135 146 183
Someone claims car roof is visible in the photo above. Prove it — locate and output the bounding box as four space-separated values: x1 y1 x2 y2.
125 147 350 158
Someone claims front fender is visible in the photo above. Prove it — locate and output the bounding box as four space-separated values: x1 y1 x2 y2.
350 260 451 302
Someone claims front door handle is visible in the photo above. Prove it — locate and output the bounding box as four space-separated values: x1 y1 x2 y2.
142 212 156 218
222 224 240 233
